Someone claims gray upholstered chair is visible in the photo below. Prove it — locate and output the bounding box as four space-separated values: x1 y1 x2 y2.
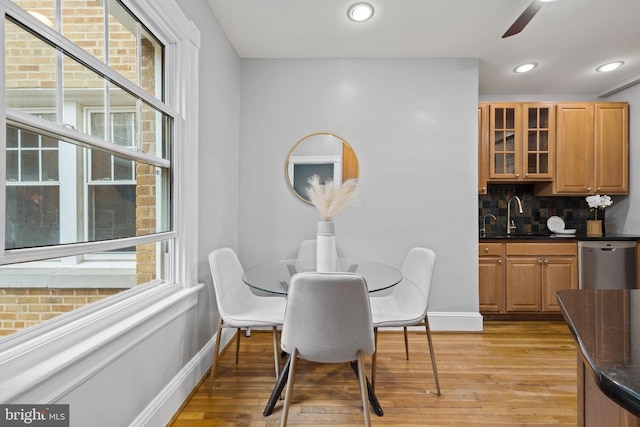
279 272 375 427
207 247 286 395
369 247 441 395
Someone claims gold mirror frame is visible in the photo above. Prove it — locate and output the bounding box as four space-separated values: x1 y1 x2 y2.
285 132 359 204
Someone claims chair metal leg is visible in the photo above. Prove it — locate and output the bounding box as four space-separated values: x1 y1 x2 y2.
210 322 283 399
234 328 242 364
357 350 372 427
208 318 224 396
371 328 378 392
280 349 299 427
424 315 441 396
272 326 280 380
403 326 409 360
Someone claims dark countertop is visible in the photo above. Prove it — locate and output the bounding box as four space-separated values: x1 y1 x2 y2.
557 289 640 417
480 232 640 242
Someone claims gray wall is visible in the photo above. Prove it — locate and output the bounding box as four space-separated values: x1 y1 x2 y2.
179 0 241 338
237 59 481 320
608 83 640 234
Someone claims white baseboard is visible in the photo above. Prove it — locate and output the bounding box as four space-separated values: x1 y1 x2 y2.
132 328 235 427
377 311 483 333
428 311 483 332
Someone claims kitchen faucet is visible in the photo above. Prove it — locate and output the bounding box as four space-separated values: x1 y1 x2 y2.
507 195 523 234
480 214 497 236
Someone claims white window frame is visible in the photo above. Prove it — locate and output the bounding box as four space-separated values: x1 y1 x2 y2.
0 0 200 405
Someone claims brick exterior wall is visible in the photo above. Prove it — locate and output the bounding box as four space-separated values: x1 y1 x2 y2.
0 288 125 337
134 38 159 285
6 1 138 89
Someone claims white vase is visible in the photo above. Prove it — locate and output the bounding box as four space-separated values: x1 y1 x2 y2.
316 220 337 272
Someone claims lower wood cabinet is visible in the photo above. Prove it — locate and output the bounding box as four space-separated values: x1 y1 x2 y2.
479 242 577 315
578 355 640 427
479 243 504 312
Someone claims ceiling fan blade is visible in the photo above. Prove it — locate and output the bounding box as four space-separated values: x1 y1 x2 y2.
502 0 545 38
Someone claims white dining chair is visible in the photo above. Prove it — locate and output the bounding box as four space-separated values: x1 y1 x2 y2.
295 239 317 270
293 239 340 271
207 247 286 395
369 247 441 395
279 272 375 427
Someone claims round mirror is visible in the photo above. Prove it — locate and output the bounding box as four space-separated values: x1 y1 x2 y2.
285 132 359 204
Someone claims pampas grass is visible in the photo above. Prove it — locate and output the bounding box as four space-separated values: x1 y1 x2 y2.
305 175 358 221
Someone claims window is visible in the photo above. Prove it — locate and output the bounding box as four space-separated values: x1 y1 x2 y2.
6 117 60 249
1 0 177 337
87 109 137 246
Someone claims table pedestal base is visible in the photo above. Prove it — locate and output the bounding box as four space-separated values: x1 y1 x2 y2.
263 354 384 417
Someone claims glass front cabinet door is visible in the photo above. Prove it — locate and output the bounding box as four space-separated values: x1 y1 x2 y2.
488 103 554 182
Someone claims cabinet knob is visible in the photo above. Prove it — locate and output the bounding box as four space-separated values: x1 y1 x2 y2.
537 259 543 264
587 187 592 191
498 259 502 264
525 173 529 177
543 259 549 264
516 173 520 178
597 187 601 191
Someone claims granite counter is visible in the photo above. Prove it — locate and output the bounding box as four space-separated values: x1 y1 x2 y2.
557 289 640 425
481 233 640 242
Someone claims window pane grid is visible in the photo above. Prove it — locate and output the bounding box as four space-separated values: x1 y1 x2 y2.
87 110 136 183
6 125 60 183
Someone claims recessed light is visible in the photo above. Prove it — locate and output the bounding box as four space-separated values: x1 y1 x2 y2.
347 2 374 22
596 61 624 72
513 62 538 73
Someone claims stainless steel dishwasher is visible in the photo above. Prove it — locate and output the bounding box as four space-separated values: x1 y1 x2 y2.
578 241 637 289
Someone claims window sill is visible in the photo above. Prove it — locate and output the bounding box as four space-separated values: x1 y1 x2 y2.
0 280 202 402
0 261 136 288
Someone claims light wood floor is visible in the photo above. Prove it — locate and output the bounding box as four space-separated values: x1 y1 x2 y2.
170 321 577 426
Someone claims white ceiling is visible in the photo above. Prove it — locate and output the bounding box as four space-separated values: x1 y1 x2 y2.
205 0 640 96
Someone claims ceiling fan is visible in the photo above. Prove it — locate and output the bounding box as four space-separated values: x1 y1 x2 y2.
502 0 555 38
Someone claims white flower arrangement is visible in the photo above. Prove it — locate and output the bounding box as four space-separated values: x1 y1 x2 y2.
305 175 358 221
585 194 613 220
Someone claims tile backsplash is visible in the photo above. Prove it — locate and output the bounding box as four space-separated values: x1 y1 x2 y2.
478 184 599 235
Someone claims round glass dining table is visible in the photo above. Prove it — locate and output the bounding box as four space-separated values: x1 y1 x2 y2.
242 258 403 295
246 259 402 417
